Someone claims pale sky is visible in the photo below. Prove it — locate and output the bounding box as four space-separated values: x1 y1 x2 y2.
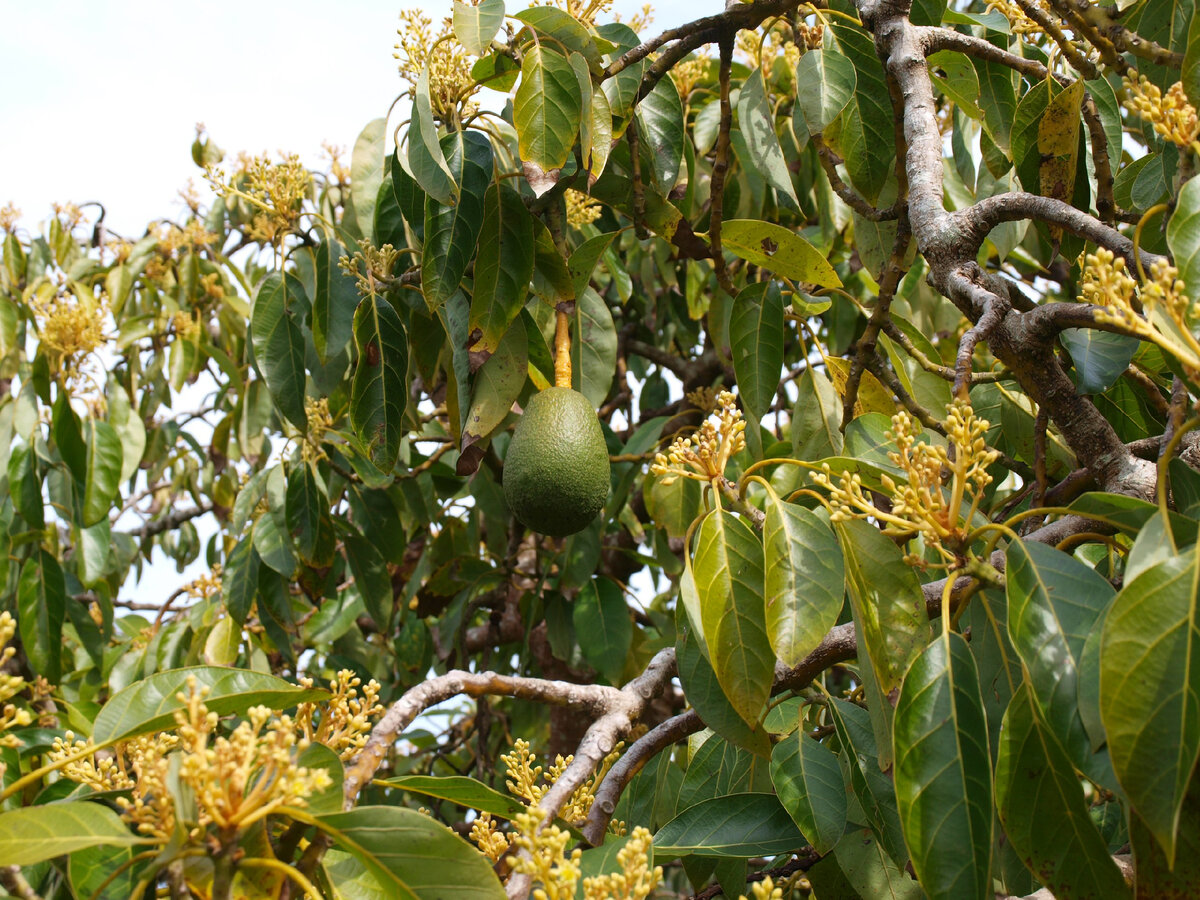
1 0 693 236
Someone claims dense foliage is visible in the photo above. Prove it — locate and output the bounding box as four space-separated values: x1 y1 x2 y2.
1 0 1200 896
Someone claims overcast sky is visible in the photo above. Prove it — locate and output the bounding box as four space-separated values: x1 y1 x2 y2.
1 0 692 237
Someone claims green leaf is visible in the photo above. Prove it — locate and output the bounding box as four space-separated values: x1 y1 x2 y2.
17 550 65 683
251 272 308 430
0 803 150 865
676 623 772 758
716 220 841 287
8 442 44 529
463 317 527 450
313 233 361 363
513 7 601 70
82 418 122 526
514 46 583 182
390 151 426 242
350 118 387 237
637 75 686 193
833 827 925 900
729 281 785 421
827 25 896 205
1167 174 1200 304
825 697 908 866
222 534 260 624
1100 546 1200 867
469 184 534 354
791 367 843 459
93 666 328 744
380 774 526 819
407 62 459 206
836 518 931 710
252 504 296 577
794 48 857 135
568 231 617 301
1060 328 1138 395
309 806 505 899
453 0 504 56
571 286 617 408
422 131 494 311
762 491 844 667
694 511 773 727
653 793 805 858
343 530 393 632
678 733 767 813
929 51 981 117
53 390 86 484
106 378 145 483
996 685 1131 899
573 576 633 684
770 730 846 854
350 294 408 472
286 463 334 567
1006 539 1114 777
1185 6 1200 110
893 632 992 900
739 68 796 207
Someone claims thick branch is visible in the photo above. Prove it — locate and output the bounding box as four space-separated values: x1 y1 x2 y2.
134 504 213 541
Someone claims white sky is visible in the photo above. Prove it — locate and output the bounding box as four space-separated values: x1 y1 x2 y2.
1 0 693 236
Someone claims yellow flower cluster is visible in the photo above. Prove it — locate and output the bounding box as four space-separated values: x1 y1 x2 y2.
670 54 711 100
580 826 661 900
342 239 403 297
652 390 747 485
813 400 998 559
208 154 312 245
501 738 623 825
470 812 510 861
395 11 478 122
1123 76 1200 149
0 202 20 233
0 613 32 754
984 0 1045 35
27 281 109 381
322 141 352 188
50 676 334 840
295 669 384 760
565 190 603 230
510 807 582 900
740 875 785 900
736 23 800 73
302 396 335 462
1085 248 1200 377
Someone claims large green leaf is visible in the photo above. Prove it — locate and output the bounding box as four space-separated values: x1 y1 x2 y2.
791 367 843 460
762 491 843 667
343 530 393 632
794 48 857 135
312 233 361 363
407 62 459 206
93 667 328 744
995 685 1131 899
1059 328 1139 396
653 793 805 858
694 511 773 727
469 183 534 353
770 730 846 854
1167 174 1200 304
1006 539 1114 777
737 68 798 208
0 803 150 865
350 294 408 472
350 118 387 237
250 272 308 430
570 287 617 408
827 25 896 204
836 518 930 709
81 418 123 526
452 0 504 56
422 131 493 311
573 576 633 685
514 46 583 182
1185 6 1200 109
676 623 772 758
893 632 992 900
309 806 505 899
286 463 334 567
463 319 526 452
716 220 841 287
1100 546 1200 867
17 550 64 682
729 281 784 421
834 827 925 899
678 733 767 813
825 696 908 866
380 775 526 820
636 75 686 193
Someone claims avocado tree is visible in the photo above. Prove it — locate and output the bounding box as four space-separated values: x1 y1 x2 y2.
1 0 1199 896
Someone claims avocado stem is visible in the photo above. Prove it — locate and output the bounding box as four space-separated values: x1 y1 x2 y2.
554 308 572 388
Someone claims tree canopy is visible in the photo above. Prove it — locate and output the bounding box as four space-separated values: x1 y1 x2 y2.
1 0 1200 897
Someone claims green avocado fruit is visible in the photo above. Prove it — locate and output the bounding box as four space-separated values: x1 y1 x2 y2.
503 387 611 537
